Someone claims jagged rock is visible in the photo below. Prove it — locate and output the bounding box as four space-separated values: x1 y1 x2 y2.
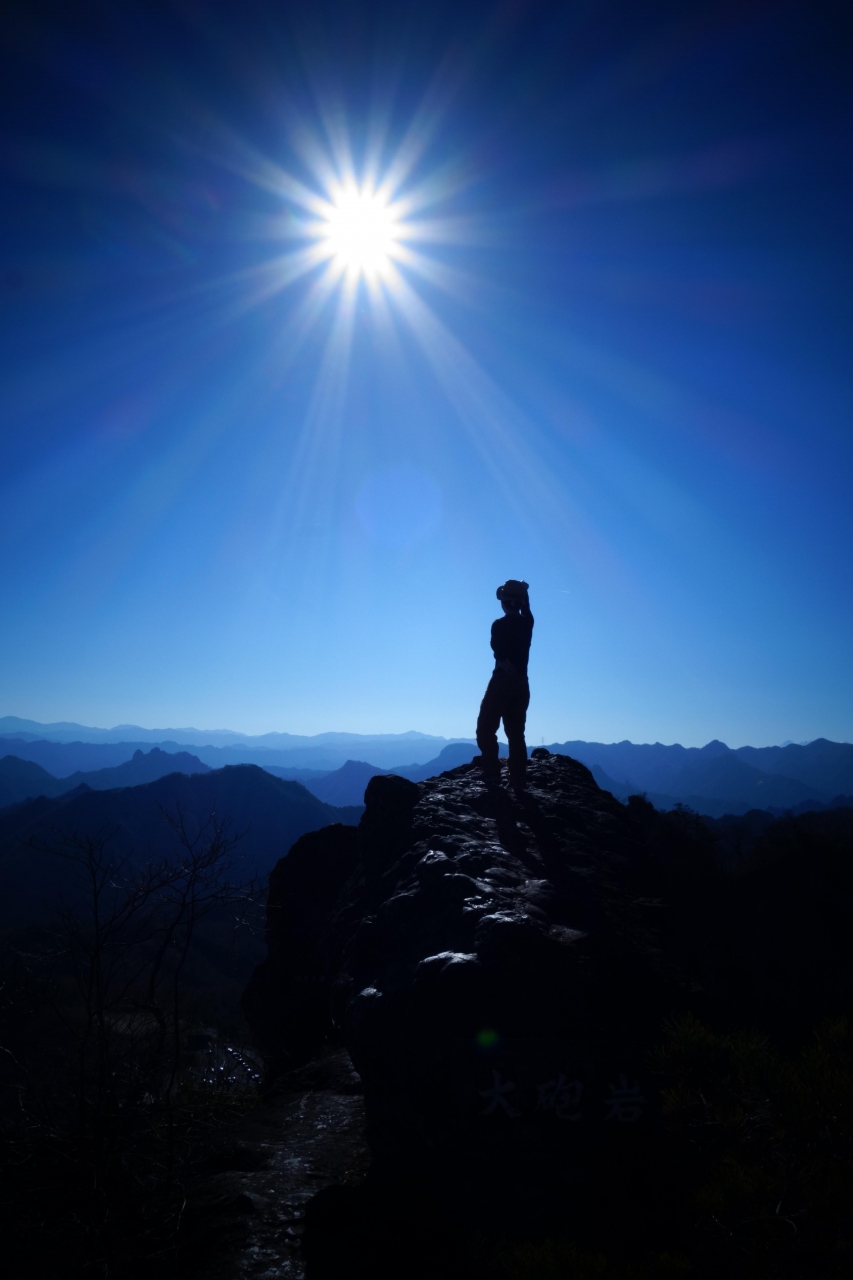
244 754 688 1228
242 823 360 1061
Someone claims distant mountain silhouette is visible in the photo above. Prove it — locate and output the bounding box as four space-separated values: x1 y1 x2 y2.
0 718 472 768
588 763 635 797
2 723 850 817
0 737 155 775
548 738 849 816
397 741 509 783
0 732 475 774
0 756 70 806
733 738 853 794
0 765 360 931
0 748 210 808
781 793 853 816
305 740 851 815
67 747 210 791
259 765 331 783
306 760 389 806
299 745 512 807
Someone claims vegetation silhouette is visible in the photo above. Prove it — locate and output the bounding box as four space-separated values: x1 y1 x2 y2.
0 806 261 1279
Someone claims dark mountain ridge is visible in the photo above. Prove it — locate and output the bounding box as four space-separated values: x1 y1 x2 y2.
0 756 70 806
550 737 853 816
0 747 210 808
306 760 389 807
67 746 210 790
0 719 470 767
298 745 512 807
0 733 477 774
734 737 853 794
552 737 853 796
0 736 210 777
292 740 850 816
3 729 850 818
0 765 360 931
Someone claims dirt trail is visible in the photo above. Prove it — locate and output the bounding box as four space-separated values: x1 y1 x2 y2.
183 1051 368 1279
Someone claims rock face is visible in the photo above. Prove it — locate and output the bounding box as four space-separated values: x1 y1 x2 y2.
244 752 687 1229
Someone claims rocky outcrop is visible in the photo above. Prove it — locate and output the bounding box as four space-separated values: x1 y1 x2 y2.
243 752 690 1231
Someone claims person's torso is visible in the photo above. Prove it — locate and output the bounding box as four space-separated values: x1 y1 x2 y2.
490 613 534 676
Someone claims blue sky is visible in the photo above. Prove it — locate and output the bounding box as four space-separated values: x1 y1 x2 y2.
1 0 852 746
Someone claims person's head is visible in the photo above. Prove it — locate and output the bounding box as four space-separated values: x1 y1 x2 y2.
496 579 529 614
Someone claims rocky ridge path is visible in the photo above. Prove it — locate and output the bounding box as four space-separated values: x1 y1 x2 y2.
182 1051 368 1279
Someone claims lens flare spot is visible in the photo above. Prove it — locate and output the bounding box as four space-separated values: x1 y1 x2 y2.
476 1028 500 1050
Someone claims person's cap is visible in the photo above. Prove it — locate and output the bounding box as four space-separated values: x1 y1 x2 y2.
496 579 529 602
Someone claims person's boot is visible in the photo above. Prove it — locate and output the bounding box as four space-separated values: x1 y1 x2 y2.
473 753 502 783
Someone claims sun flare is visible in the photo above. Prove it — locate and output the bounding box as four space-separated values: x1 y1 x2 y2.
322 186 399 276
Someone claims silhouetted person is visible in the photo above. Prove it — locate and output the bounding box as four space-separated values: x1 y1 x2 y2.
476 579 533 788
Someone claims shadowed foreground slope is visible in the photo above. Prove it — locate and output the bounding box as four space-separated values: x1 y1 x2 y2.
242 750 853 1278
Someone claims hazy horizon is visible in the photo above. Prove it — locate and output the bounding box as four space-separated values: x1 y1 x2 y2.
0 713 840 753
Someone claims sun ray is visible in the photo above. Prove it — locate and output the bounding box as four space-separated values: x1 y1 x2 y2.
388 244 488 306
256 271 359 591
186 87 629 597
376 50 471 199
383 263 625 582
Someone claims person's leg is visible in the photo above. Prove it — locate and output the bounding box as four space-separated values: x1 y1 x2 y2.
476 676 504 777
503 677 530 786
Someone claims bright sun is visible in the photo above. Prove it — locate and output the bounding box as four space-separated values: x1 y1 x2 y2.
323 186 399 276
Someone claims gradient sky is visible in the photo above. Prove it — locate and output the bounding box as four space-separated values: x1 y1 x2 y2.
1 0 852 747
